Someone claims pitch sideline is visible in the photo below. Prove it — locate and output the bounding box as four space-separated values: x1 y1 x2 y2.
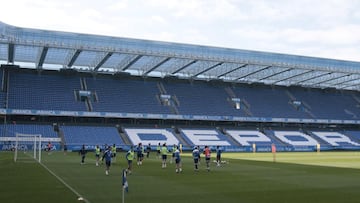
39 161 90 203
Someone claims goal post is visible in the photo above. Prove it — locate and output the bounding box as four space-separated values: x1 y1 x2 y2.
14 133 42 163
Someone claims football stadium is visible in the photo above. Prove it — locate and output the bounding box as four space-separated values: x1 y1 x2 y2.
1 21 360 203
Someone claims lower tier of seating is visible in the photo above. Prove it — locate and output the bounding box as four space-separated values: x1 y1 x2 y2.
1 124 359 152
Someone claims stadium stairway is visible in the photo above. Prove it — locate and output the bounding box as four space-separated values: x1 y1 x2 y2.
218 127 241 146
172 126 191 147
263 129 290 147
57 129 66 147
303 130 332 148
337 130 360 144
224 86 253 116
118 127 133 145
157 82 180 114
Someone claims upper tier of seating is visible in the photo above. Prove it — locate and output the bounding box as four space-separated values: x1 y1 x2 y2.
85 77 171 114
3 70 360 120
7 72 86 111
232 86 310 118
289 88 360 119
164 81 244 116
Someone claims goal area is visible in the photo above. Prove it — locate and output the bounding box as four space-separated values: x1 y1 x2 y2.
14 133 42 163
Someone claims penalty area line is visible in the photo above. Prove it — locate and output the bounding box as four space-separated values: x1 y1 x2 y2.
39 162 90 203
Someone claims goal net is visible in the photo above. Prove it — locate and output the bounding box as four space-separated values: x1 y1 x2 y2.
14 133 42 163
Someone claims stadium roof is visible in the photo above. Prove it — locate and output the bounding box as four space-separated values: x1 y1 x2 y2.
1 21 360 91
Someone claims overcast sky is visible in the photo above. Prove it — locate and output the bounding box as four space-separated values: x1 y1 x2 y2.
1 0 360 62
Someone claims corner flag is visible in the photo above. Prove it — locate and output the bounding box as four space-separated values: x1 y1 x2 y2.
122 169 128 193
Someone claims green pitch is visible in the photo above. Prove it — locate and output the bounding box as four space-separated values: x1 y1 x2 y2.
1 151 360 203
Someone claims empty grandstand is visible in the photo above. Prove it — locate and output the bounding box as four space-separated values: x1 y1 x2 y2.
1 21 360 152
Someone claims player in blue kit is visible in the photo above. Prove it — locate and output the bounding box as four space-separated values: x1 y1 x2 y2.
174 146 182 173
102 146 112 175
216 146 222 167
171 144 177 164
79 144 87 165
136 143 144 165
192 146 200 171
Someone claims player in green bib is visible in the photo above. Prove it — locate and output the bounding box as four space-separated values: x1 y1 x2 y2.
95 145 101 166
111 144 117 162
156 143 161 158
126 146 135 174
171 144 177 164
161 143 168 168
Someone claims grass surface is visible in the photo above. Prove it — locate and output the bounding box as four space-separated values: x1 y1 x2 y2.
1 151 360 203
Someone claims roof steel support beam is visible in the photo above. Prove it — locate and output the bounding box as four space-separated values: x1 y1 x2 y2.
172 60 197 74
258 68 291 81
295 72 330 85
236 66 271 80
67 49 82 67
192 62 223 77
217 64 248 78
8 43 14 63
94 52 113 71
274 70 313 84
311 74 350 86
340 81 360 89
143 57 171 75
332 76 360 86
121 55 142 71
36 46 48 69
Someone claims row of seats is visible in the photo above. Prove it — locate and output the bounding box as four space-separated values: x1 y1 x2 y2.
0 124 57 137
7 73 86 111
61 125 123 146
85 77 171 114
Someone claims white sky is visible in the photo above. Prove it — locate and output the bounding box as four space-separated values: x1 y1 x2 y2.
1 0 360 62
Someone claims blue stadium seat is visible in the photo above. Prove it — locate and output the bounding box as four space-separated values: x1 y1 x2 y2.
85 77 171 114
8 72 86 111
164 81 244 116
61 125 124 146
0 124 58 138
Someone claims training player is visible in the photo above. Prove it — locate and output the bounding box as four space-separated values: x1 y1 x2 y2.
146 143 151 158
216 146 222 167
156 143 161 158
79 144 87 165
126 146 135 174
161 143 168 168
192 146 200 171
95 145 101 166
204 146 211 171
174 146 182 173
171 144 177 164
136 143 144 165
102 146 112 175
47 142 52 155
111 144 117 163
197 145 201 164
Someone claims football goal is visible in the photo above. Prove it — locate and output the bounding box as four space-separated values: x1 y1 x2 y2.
14 133 42 163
